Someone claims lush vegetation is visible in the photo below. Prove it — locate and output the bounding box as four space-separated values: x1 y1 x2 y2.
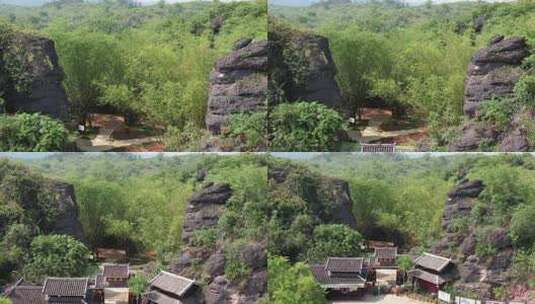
271 0 535 149
267 255 327 304
0 153 269 287
0 113 69 151
0 0 267 150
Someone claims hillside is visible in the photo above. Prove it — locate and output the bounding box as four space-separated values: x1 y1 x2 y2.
0 0 267 152
269 0 535 151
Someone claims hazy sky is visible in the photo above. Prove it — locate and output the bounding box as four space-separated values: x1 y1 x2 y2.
269 0 514 6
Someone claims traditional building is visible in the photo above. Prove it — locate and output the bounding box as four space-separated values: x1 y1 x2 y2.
408 252 455 293
310 257 369 297
373 247 397 266
102 264 130 288
42 277 89 304
3 279 46 304
145 271 196 304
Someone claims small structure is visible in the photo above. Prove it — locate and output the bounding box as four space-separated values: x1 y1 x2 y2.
3 279 46 304
408 252 454 294
42 277 89 304
310 257 368 297
102 264 130 288
146 271 196 304
373 247 397 266
361 143 396 153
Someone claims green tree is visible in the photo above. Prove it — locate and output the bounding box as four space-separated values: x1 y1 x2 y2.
306 224 363 262
128 274 148 297
23 234 92 282
0 297 12 304
510 203 535 247
268 255 327 304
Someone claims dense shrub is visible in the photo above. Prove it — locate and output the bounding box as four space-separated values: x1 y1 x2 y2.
270 102 344 151
268 255 327 304
510 203 535 247
476 98 514 131
514 74 535 108
306 224 363 262
23 234 92 282
222 112 267 151
0 113 69 151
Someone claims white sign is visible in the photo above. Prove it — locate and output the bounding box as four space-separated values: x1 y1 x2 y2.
438 290 452 303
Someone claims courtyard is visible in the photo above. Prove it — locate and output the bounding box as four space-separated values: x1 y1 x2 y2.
329 294 432 304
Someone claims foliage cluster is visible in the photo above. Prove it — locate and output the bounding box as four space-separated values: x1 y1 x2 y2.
0 113 69 151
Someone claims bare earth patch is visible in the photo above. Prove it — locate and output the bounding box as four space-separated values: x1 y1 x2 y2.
330 294 432 304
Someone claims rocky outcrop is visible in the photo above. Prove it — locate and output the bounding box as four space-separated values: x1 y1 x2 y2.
432 179 515 298
1 33 69 120
464 36 530 116
269 22 345 113
171 182 266 304
49 182 84 241
449 36 532 152
205 39 267 135
268 164 357 229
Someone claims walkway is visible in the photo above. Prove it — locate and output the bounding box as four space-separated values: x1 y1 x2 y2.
75 114 161 152
355 108 426 144
330 294 432 304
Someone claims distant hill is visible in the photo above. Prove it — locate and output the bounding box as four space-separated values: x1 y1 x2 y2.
269 0 515 6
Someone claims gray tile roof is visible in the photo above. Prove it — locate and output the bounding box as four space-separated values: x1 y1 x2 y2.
414 252 451 272
325 257 364 273
147 290 182 304
103 264 129 279
6 285 46 304
94 274 107 289
42 277 88 297
149 271 195 297
374 247 397 259
408 268 448 285
311 265 366 288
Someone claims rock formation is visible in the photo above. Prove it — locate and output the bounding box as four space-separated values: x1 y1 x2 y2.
171 182 266 304
49 182 85 241
431 179 515 298
464 36 530 116
1 33 69 120
205 38 268 135
449 36 532 152
268 22 345 113
268 164 357 229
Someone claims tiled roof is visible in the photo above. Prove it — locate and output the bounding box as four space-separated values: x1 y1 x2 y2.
6 286 46 304
311 265 366 288
94 274 107 289
374 247 397 259
325 257 364 273
408 269 448 285
147 290 182 304
42 277 88 297
149 271 195 297
414 252 451 272
103 264 129 279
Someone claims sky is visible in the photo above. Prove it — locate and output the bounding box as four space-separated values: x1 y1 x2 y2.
0 0 245 6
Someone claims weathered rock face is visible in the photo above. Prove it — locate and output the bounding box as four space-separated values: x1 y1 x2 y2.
49 182 84 241
171 182 267 304
1 34 69 120
205 39 267 135
269 23 345 113
432 179 514 298
464 36 530 117
268 164 357 229
449 36 532 152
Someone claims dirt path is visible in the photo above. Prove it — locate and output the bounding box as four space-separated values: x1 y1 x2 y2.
356 108 425 144
75 114 161 152
330 294 432 304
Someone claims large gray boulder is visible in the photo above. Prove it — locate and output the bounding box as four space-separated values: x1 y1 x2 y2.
1 34 69 120
205 39 267 135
